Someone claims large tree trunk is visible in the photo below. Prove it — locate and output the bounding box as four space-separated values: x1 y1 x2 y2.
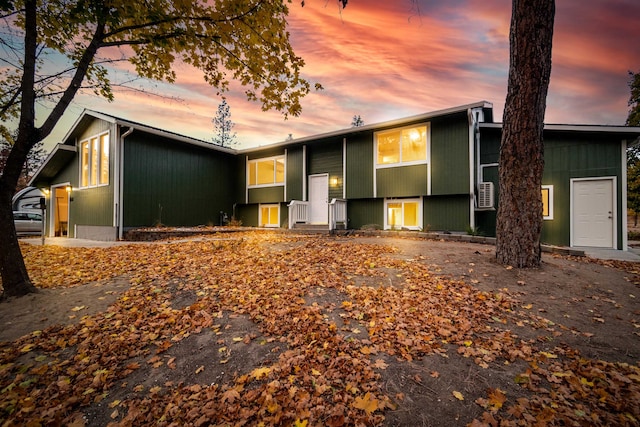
495 0 555 268
0 182 37 298
0 0 39 298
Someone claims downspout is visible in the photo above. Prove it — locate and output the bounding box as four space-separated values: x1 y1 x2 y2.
117 127 134 240
467 109 476 230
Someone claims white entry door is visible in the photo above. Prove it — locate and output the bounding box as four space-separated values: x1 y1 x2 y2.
572 178 615 248
309 174 328 224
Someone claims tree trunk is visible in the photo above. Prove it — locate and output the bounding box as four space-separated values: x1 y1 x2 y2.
0 183 38 298
495 0 555 268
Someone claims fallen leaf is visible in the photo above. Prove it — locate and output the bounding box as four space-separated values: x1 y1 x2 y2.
453 391 464 401
353 392 379 415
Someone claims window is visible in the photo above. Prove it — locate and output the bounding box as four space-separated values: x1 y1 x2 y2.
260 204 280 227
385 198 422 230
541 185 553 220
248 156 285 187
376 125 428 166
80 132 109 188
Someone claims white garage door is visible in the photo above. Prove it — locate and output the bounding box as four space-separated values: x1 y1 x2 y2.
572 178 615 248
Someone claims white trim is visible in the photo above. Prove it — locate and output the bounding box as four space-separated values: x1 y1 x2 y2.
78 130 110 189
258 203 280 228
541 185 554 220
374 123 430 168
246 155 286 188
570 176 617 248
308 173 329 224
49 182 71 238
383 197 423 230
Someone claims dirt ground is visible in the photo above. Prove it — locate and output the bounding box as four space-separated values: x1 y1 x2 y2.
1 233 639 426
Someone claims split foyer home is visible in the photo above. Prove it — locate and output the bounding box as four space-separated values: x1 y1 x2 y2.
30 101 640 250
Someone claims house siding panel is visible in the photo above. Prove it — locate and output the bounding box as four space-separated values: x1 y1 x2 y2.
248 187 285 204
477 128 624 248
123 133 235 227
347 199 384 229
308 139 343 200
376 165 428 197
541 133 623 248
424 195 470 231
235 204 259 227
430 114 470 195
346 133 374 199
286 147 304 201
80 119 111 139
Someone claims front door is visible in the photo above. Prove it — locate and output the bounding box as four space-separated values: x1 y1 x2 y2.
572 178 615 248
52 185 70 237
309 174 328 224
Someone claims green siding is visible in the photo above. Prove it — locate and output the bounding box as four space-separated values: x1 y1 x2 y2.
236 155 247 203
123 133 235 227
430 114 470 195
247 147 286 160
477 129 625 248
376 165 428 197
248 186 285 204
346 133 374 199
424 195 470 232
286 147 304 201
72 185 113 226
308 138 343 200
347 199 384 229
235 204 259 227
476 165 498 237
541 133 623 248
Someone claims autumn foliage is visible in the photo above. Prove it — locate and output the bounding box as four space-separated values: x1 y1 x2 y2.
1 233 639 426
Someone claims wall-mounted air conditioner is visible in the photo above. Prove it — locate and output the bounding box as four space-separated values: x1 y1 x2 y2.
477 182 494 209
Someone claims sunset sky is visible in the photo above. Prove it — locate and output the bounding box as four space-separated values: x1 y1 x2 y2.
39 0 640 151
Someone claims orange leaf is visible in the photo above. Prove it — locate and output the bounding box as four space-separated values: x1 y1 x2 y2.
353 392 379 415
488 388 506 411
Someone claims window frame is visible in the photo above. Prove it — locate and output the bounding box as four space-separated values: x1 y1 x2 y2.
247 155 286 188
384 198 423 230
259 204 280 228
541 185 554 220
375 123 430 169
79 131 110 189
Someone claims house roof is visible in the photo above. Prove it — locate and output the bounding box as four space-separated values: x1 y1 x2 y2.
30 109 236 187
480 122 640 141
63 110 236 154
29 144 76 187
237 100 494 153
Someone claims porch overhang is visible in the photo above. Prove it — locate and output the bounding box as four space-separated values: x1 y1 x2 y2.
29 143 76 187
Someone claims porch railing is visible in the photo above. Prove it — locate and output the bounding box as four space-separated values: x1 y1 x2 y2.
329 198 347 231
288 200 309 229
288 198 347 231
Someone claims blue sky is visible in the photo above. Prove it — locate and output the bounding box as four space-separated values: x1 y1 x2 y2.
38 0 640 151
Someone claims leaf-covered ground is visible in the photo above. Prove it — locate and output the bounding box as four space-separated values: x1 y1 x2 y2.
1 232 639 426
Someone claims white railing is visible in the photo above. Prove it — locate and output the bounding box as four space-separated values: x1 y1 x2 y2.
288 200 309 229
329 198 347 231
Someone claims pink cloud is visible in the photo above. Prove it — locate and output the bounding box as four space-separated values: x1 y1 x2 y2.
40 0 640 152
